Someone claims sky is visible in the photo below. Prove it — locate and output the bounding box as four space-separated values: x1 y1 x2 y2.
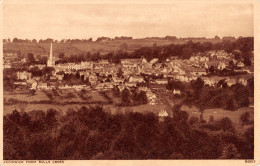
3 2 254 40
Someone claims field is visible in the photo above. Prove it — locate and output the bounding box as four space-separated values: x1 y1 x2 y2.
4 88 253 131
3 38 223 56
105 103 171 115
3 89 110 114
181 105 254 134
181 105 254 124
4 90 50 102
4 103 96 115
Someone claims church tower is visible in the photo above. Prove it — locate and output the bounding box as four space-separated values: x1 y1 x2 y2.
47 42 55 67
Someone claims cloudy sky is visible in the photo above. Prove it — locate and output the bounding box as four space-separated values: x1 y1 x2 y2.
3 2 253 40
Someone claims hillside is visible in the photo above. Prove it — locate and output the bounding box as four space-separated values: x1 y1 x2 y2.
3 38 223 57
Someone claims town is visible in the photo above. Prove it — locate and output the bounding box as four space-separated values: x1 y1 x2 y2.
3 37 254 160
3 37 254 121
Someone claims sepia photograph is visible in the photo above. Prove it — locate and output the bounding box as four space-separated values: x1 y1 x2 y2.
1 0 257 163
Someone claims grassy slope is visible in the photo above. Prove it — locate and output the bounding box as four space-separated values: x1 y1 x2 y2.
4 38 223 57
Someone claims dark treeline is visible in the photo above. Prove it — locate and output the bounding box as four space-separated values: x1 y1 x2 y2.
185 78 253 112
6 36 134 44
4 36 179 44
14 37 253 65
128 37 253 62
112 87 148 106
4 36 236 44
10 38 94 43
167 77 254 113
4 105 253 160
53 37 253 65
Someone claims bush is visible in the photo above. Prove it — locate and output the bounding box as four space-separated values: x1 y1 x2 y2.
43 91 53 100
29 89 36 96
189 116 199 125
66 92 75 99
208 115 214 123
200 123 221 131
217 117 235 132
240 112 253 126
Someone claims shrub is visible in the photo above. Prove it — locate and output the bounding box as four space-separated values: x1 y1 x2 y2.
240 112 252 126
217 117 235 132
189 116 199 125
208 115 214 123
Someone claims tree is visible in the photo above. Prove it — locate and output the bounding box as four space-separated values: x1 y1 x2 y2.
220 143 241 159
234 85 249 107
166 79 184 91
247 77 254 97
138 91 148 105
76 71 80 80
45 108 58 129
117 68 124 78
20 112 32 128
29 89 36 96
113 86 120 97
121 88 131 106
172 104 189 123
189 116 199 125
9 109 21 124
42 67 55 75
218 117 234 132
215 35 220 40
223 40 233 53
209 65 215 74
232 50 242 61
191 78 204 91
196 88 211 122
217 79 225 88
208 115 214 123
182 47 193 59
40 56 48 64
12 38 19 43
228 60 235 70
236 37 253 55
240 112 252 126
27 53 35 64
225 98 235 111
59 53 65 60
243 56 252 66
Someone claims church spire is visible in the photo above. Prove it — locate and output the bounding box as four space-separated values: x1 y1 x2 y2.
50 42 53 62
47 42 54 67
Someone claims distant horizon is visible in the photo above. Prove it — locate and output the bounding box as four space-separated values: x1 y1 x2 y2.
3 35 253 42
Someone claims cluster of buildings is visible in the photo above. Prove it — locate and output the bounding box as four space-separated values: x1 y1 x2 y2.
5 43 253 105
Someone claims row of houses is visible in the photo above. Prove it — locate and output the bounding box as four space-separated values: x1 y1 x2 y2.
13 52 252 93
31 82 89 91
18 69 251 92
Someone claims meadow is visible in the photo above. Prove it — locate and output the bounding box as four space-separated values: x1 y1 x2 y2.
4 38 223 56
4 88 253 133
